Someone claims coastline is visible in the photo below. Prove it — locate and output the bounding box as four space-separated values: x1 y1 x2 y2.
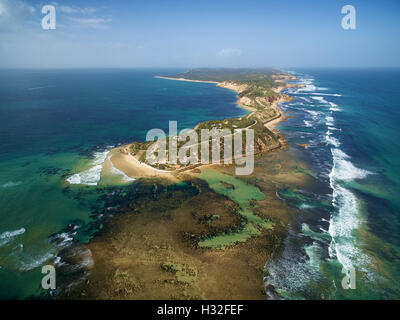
61 147 315 300
154 75 219 84
57 70 318 300
157 76 287 120
107 147 176 180
107 75 292 179
157 75 292 130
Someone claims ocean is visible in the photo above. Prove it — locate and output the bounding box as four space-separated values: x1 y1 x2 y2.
0 68 399 299
0 69 244 298
266 68 400 299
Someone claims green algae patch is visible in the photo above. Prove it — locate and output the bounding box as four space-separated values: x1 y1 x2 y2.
198 168 266 204
196 168 273 249
198 223 261 249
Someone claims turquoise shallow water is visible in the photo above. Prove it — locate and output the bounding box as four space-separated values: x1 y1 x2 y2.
0 69 245 298
266 68 400 299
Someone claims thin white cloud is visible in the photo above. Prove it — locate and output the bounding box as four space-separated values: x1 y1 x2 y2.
49 2 109 29
54 4 97 15
0 0 36 16
0 0 37 33
57 5 79 14
217 48 242 58
68 17 111 29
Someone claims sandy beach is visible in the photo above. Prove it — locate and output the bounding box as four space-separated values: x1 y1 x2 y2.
105 146 177 181
155 76 219 84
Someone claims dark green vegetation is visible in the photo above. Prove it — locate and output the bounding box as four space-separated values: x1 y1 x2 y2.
169 68 286 109
169 68 277 82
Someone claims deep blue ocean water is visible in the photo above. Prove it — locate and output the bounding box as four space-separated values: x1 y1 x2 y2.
0 68 399 299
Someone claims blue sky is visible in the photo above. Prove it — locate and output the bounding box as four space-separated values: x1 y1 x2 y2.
0 0 399 68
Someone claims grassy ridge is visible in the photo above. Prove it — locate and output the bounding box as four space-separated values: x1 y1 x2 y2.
169 68 278 83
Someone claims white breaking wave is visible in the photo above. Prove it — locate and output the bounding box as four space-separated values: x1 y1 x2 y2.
328 184 369 270
325 115 334 126
55 232 74 247
1 181 22 188
330 149 371 180
297 85 316 92
311 92 342 97
299 97 312 103
329 102 341 112
304 120 313 128
66 150 110 186
305 110 323 119
296 78 316 93
0 228 26 247
311 96 329 104
18 251 54 271
325 131 341 147
328 148 373 271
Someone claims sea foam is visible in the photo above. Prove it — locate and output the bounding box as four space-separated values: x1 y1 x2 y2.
311 92 342 97
296 78 316 92
328 148 373 270
66 150 110 186
0 228 26 247
329 102 341 112
1 181 22 188
311 96 329 104
325 131 341 147
331 148 371 181
303 120 313 128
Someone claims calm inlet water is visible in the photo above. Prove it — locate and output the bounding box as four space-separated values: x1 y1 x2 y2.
0 69 244 298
